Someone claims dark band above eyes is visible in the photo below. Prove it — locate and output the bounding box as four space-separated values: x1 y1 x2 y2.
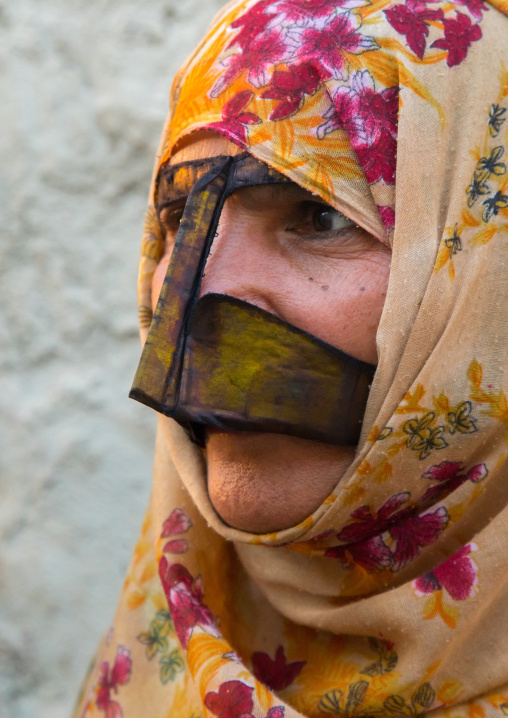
155 155 227 211
155 152 292 217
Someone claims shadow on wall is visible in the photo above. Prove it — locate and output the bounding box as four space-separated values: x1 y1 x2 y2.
0 2 229 717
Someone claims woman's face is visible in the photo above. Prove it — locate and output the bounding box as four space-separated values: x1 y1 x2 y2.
152 132 391 533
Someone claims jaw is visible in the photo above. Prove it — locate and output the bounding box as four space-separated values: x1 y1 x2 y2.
205 429 356 533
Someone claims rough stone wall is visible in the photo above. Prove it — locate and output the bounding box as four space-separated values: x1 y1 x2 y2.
0 2 228 716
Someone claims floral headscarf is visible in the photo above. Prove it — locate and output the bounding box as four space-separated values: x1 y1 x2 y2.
74 1 508 717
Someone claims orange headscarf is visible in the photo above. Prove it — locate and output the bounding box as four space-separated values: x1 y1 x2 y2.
75 1 508 717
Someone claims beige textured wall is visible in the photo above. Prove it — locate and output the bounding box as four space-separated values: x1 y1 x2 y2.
0 2 228 716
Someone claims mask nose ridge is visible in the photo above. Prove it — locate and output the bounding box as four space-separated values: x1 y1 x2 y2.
198 221 281 317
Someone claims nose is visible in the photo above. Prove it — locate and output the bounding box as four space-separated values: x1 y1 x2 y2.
198 210 286 317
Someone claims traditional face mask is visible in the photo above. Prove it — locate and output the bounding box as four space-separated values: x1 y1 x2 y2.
130 153 376 446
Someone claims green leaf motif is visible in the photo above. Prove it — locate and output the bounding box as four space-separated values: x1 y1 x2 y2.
156 608 173 625
346 681 369 713
383 695 411 715
360 656 397 677
360 661 382 677
159 648 185 684
446 401 478 435
476 146 506 177
403 412 448 460
488 104 506 137
362 638 398 676
412 683 435 711
137 623 169 660
318 690 344 714
383 652 398 674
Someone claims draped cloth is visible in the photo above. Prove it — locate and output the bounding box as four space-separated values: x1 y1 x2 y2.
74 1 508 716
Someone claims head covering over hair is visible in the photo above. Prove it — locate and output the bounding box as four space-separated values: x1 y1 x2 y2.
74 1 508 717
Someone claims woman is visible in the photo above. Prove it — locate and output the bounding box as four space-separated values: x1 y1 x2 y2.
74 0 508 716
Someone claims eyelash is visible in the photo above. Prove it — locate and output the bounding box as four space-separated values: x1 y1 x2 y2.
285 201 355 235
158 199 356 244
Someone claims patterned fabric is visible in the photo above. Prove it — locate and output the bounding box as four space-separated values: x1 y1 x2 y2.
74 1 508 717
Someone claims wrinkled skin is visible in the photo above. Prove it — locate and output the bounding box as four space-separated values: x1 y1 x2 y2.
151 132 391 533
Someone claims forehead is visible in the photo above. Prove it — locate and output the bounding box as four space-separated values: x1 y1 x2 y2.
169 131 245 166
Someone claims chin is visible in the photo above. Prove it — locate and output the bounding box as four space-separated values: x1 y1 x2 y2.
205 429 356 533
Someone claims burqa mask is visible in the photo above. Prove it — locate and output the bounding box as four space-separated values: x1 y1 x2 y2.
130 152 375 446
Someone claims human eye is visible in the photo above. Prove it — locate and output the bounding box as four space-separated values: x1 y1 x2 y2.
159 202 186 233
310 205 355 232
286 201 355 236
158 201 186 251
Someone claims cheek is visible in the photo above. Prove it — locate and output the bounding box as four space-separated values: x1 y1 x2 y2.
151 255 171 313
284 252 391 365
351 270 390 362
338 256 391 363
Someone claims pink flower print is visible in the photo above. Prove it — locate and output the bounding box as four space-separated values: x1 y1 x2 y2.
465 464 488 482
414 544 478 600
390 507 449 571
332 70 374 141
223 91 261 125
326 493 449 572
96 645 132 718
261 63 320 120
204 680 255 718
421 460 488 504
161 508 193 554
356 131 397 184
350 69 398 140
207 90 261 145
277 0 363 21
377 205 395 230
297 13 377 80
430 12 482 67
158 559 218 648
328 70 398 184
325 534 393 572
384 0 444 59
356 78 399 183
245 31 289 88
317 97 355 141
228 0 278 51
252 645 305 690
212 30 287 96
162 508 192 536
162 539 188 554
455 0 488 21
266 709 285 718
325 493 410 572
337 492 412 544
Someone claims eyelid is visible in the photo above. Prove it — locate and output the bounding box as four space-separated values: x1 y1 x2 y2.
305 200 352 218
287 201 354 232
